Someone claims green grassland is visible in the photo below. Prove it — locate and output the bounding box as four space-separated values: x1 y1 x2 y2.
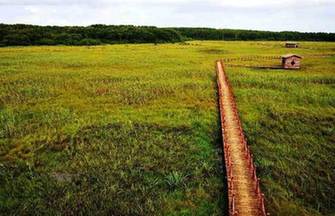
0 41 334 215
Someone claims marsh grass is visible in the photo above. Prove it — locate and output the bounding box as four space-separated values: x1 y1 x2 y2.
0 41 334 215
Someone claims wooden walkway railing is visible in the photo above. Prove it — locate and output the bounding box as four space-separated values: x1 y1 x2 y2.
216 60 267 216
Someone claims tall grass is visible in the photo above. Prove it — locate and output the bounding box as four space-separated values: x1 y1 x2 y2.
0 43 225 215
0 41 334 215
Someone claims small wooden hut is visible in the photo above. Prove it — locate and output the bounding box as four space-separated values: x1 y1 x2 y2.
281 54 302 69
285 42 298 48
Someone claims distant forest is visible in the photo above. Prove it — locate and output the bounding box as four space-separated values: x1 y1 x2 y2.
1 24 335 46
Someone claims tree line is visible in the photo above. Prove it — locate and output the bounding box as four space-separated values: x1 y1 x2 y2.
0 24 334 46
172 27 335 41
0 24 183 46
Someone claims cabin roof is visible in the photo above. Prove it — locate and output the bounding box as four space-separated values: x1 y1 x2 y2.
281 54 302 59
285 41 298 44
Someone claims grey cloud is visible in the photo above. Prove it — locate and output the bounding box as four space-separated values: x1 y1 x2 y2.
0 0 112 6
0 0 334 32
2 0 334 9
170 0 335 14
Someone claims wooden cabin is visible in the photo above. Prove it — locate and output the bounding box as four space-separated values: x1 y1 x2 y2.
285 42 298 48
281 54 302 69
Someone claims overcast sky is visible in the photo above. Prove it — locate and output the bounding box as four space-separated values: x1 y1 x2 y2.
0 0 334 32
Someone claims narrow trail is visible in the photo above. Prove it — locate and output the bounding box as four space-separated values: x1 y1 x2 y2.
216 60 267 216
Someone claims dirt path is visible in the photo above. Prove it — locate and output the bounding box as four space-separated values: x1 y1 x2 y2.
216 60 266 216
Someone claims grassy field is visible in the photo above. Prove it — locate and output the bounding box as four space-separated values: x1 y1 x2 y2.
0 41 334 215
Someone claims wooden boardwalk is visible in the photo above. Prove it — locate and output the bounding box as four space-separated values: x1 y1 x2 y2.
216 60 267 216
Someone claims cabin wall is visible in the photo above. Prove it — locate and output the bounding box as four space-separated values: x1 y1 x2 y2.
282 56 301 69
285 44 298 48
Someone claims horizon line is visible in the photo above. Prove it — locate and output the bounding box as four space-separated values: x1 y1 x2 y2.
1 23 335 34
